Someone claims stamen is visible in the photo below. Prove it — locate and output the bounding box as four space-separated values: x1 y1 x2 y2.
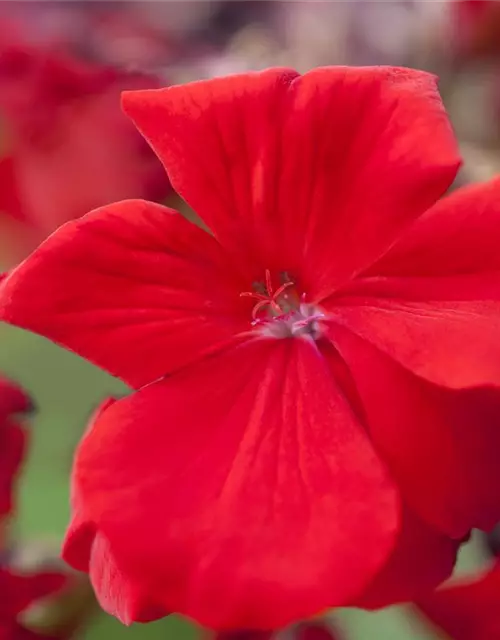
240 291 269 302
293 312 325 329
250 299 273 320
239 269 325 340
240 271 296 320
265 269 273 297
272 281 294 299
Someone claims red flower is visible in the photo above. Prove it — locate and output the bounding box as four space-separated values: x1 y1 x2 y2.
0 41 169 235
1 66 500 629
0 377 32 519
416 560 500 639
212 632 273 640
0 567 69 640
452 0 500 59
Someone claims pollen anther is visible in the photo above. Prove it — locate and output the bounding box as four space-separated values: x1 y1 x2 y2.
240 269 295 320
240 270 326 340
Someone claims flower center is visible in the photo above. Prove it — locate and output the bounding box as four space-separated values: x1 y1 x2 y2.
240 270 325 340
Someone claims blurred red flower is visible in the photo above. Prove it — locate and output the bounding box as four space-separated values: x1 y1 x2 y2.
0 41 169 236
212 621 339 639
452 0 500 59
0 567 69 640
2 66 500 630
0 377 32 520
294 622 339 640
416 560 500 640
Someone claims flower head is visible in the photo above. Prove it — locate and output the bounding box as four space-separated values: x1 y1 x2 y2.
0 39 169 235
1 66 500 630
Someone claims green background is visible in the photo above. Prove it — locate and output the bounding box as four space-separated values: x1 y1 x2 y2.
0 322 487 639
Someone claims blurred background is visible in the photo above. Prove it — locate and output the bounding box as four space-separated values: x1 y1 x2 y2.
0 1 498 638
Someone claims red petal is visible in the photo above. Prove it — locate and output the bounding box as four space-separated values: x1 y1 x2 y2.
355 506 458 609
62 513 96 573
416 561 500 640
66 339 398 630
367 177 500 279
89 531 169 625
62 403 169 627
329 325 500 537
122 67 459 294
0 568 69 618
330 178 500 388
0 200 249 389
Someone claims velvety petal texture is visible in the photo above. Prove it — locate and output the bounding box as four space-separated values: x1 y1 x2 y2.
65 340 397 630
329 324 500 537
330 178 500 389
0 201 249 389
122 66 459 296
88 531 169 625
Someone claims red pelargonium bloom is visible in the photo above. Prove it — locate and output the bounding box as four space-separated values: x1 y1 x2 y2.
0 42 169 234
0 377 32 518
2 66 500 628
0 567 69 640
416 560 500 639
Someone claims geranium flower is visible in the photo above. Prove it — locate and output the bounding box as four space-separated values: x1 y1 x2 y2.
0 41 169 236
1 66 500 629
0 377 32 519
0 566 70 640
416 560 500 639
